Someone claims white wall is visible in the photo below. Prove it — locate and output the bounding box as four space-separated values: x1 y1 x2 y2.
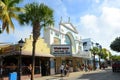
44 23 83 55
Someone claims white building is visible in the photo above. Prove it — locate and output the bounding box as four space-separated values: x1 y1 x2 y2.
82 38 102 68
44 21 83 55
44 19 92 73
82 38 98 51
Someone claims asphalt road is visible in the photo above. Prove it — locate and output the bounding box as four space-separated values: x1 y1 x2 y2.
77 68 120 80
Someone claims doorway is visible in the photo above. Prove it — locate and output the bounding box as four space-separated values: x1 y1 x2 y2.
41 57 50 76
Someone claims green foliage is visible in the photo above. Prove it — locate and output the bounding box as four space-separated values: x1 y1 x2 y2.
110 37 120 52
101 48 107 59
19 3 54 27
0 0 23 33
90 47 99 55
111 55 120 60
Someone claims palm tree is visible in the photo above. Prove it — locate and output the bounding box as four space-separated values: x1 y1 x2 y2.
102 48 108 60
90 47 99 70
19 3 54 80
98 48 102 69
0 0 24 33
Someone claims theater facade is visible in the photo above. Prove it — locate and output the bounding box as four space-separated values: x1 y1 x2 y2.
44 19 92 73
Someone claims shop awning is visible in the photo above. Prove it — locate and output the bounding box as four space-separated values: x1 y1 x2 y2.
22 51 54 57
0 45 9 48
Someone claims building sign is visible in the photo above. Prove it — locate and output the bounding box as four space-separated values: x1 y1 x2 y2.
51 45 72 56
73 51 92 59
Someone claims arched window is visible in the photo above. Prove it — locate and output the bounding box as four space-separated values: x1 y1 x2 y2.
65 34 71 44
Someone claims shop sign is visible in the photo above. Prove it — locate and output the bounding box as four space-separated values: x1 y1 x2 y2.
51 45 72 56
77 51 91 59
79 53 91 58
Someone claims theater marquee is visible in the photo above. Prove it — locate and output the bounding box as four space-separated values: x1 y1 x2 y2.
51 45 72 56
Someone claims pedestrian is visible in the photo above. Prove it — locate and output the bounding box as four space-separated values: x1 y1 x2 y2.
28 64 32 80
60 63 64 77
64 64 69 77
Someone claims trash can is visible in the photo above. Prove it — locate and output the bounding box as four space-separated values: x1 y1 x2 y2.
9 72 17 80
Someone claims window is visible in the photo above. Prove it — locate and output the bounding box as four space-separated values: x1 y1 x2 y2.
55 32 59 37
83 42 87 46
65 35 71 44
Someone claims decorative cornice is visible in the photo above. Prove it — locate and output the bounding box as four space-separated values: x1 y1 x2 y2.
60 22 78 34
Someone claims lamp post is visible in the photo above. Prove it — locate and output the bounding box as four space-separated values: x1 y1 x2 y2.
99 45 102 69
18 39 24 80
95 43 102 69
0 27 2 34
96 43 102 69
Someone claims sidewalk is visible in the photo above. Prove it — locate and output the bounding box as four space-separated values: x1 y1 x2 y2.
34 68 108 80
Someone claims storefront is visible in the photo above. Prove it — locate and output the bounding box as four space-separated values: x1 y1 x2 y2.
51 45 73 73
73 51 92 71
0 35 54 80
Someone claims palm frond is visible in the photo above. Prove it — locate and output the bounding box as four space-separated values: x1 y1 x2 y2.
10 7 25 13
0 0 23 33
8 0 23 7
9 12 20 21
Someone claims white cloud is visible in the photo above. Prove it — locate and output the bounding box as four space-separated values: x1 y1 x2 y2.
95 0 100 3
80 14 100 33
101 7 120 29
79 6 120 55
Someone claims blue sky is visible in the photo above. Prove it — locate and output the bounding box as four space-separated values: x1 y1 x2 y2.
1 0 120 55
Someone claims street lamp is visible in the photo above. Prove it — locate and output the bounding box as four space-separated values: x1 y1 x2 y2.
18 38 24 80
0 27 2 34
98 45 102 69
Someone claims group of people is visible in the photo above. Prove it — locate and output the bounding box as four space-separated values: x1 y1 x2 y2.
60 64 69 77
80 64 92 71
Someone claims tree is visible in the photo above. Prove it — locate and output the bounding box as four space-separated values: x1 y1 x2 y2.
19 3 54 80
98 48 102 69
102 48 108 60
109 51 112 60
0 0 24 33
110 37 120 52
111 55 120 61
90 47 99 70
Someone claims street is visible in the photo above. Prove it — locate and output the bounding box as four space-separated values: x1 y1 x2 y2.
35 67 120 80
78 68 120 80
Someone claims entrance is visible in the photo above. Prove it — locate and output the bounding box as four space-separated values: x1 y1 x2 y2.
41 57 50 76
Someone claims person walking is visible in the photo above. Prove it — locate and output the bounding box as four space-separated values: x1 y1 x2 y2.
64 64 69 77
60 64 64 77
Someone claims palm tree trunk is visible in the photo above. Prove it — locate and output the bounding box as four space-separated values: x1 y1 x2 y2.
31 40 36 80
93 54 96 70
31 22 41 80
99 56 101 69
